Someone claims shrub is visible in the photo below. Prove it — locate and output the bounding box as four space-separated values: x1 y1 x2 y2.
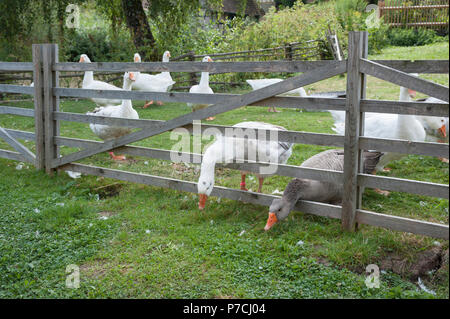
386 28 447 47
63 28 135 63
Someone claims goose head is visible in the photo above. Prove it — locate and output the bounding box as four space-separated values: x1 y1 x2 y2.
79 54 91 63
265 198 292 231
197 173 214 210
134 53 141 63
418 116 447 137
202 56 213 63
123 72 136 90
265 178 309 231
162 51 171 62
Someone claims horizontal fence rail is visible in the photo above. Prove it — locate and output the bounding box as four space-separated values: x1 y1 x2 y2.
59 163 449 239
0 33 449 239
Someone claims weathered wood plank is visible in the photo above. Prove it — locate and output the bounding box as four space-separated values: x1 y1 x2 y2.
356 209 448 240
360 59 449 102
358 173 449 199
33 44 45 170
0 149 28 162
0 127 35 163
59 163 448 239
361 99 449 117
53 60 344 73
53 113 344 147
53 136 344 184
0 106 34 117
60 163 343 219
0 62 34 72
42 44 60 174
359 136 449 158
51 60 347 168
372 60 449 74
342 31 365 231
54 88 347 111
0 84 34 95
4 129 35 141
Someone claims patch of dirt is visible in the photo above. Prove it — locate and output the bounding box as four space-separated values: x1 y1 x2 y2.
379 246 444 280
79 260 109 279
93 183 123 199
79 260 134 279
97 211 116 218
316 257 332 267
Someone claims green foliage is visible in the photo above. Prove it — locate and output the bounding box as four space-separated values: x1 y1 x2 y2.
216 2 344 54
386 28 448 47
335 0 368 31
63 28 135 62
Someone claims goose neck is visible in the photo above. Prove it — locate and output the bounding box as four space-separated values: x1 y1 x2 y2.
199 72 209 87
83 71 94 85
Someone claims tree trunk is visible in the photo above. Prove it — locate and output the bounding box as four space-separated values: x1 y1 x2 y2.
121 0 157 61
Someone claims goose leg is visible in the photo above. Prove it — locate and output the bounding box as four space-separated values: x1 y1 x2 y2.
257 177 264 193
109 152 126 161
372 170 390 196
240 173 248 191
143 100 154 108
156 101 164 105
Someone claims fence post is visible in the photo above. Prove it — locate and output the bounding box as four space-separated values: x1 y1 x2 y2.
341 31 367 232
32 44 45 170
42 44 60 175
188 51 198 87
285 43 293 61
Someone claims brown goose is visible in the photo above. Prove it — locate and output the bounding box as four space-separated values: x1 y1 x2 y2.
264 149 383 231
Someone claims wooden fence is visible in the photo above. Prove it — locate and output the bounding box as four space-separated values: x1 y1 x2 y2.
378 0 449 32
170 40 326 89
0 32 449 239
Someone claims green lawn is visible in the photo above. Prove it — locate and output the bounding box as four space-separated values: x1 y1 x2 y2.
0 42 448 298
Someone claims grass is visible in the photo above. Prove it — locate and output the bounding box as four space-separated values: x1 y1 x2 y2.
0 42 448 298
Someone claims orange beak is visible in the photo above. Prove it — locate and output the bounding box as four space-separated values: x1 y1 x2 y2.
134 56 139 62
208 57 213 62
129 72 135 81
198 194 208 210
168 52 171 57
264 212 278 231
439 125 447 138
408 89 416 98
79 57 84 63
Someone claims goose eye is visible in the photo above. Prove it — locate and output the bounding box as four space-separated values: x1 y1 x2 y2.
202 181 206 185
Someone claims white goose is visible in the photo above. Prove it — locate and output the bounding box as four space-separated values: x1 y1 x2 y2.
416 97 448 142
197 121 293 210
132 52 176 108
188 56 215 121
87 71 139 161
152 51 174 89
246 78 307 112
331 86 446 195
79 54 123 106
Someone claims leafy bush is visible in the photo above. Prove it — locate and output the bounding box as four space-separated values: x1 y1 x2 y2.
335 0 368 32
386 28 448 47
63 28 135 63
217 2 345 56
